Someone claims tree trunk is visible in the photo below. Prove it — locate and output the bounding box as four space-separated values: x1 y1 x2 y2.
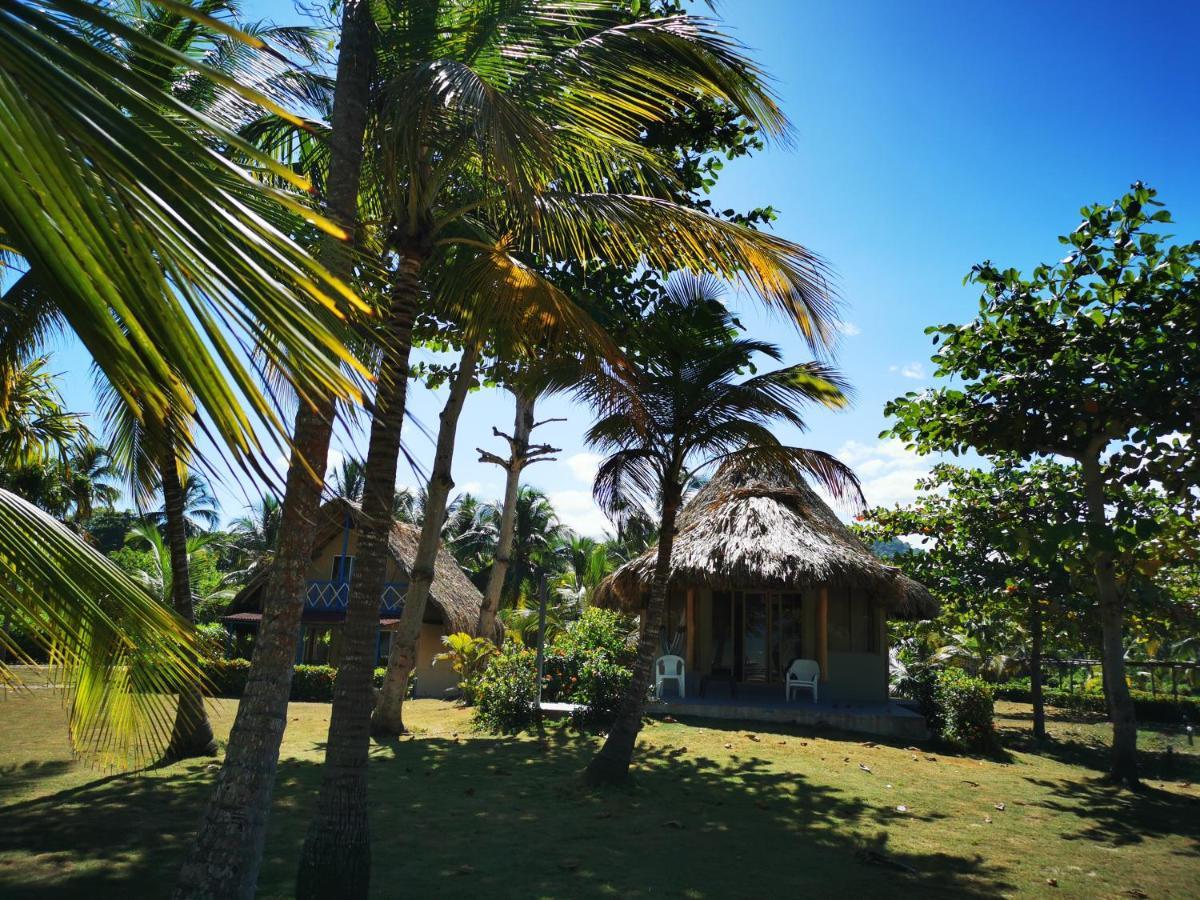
174 3 374 896
1029 595 1045 741
584 490 680 786
372 342 480 735
160 443 217 761
1080 452 1139 787
475 392 534 639
295 254 421 899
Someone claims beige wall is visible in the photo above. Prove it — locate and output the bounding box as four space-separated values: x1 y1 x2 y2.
413 622 458 698
309 528 406 586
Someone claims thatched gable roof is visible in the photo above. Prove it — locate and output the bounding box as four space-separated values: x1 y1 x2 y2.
593 463 936 621
227 498 484 634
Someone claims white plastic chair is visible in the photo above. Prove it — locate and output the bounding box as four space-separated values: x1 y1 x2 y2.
655 654 686 700
785 658 820 703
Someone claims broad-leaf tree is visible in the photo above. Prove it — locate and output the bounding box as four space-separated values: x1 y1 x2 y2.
884 184 1200 786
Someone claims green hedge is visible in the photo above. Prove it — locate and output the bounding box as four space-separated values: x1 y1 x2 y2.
898 665 995 752
993 682 1200 723
202 659 396 703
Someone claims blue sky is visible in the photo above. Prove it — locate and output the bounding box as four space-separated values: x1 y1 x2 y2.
46 0 1200 534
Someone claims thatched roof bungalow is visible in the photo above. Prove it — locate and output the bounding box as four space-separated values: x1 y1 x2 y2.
223 498 484 698
594 462 936 704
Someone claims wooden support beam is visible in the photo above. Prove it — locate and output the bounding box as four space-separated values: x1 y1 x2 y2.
685 587 696 670
817 587 829 683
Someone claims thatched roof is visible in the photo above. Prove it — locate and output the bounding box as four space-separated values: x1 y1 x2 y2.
227 498 484 634
593 463 937 621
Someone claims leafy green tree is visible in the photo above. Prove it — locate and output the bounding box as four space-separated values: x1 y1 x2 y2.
884 185 1200 786
568 274 860 785
859 459 1090 738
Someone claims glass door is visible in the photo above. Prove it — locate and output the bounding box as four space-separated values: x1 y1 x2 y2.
740 592 769 682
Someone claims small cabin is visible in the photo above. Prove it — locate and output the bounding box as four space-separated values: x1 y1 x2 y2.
222 499 484 699
594 463 937 736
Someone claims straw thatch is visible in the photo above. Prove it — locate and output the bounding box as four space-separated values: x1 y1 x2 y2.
593 462 936 621
227 498 484 634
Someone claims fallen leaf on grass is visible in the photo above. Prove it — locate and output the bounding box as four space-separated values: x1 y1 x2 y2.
723 743 733 749
983 815 992 824
1046 878 1057 887
859 764 872 773
746 733 760 742
1125 889 1149 898
896 805 908 813
456 864 475 875
962 780 980 788
663 820 685 829
994 803 1005 811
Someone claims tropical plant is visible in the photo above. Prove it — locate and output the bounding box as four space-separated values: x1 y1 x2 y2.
884 184 1200 787
0 354 82 469
431 631 496 705
566 275 860 785
228 493 283 575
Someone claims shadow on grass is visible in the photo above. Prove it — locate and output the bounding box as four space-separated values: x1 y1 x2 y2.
1023 775 1200 856
0 726 1015 899
999 727 1200 784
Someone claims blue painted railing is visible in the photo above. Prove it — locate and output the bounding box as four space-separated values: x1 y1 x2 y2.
305 580 408 614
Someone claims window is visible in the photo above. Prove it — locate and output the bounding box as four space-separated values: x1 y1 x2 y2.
331 555 354 582
829 592 852 653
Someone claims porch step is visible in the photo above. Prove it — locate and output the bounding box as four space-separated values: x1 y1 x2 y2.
645 698 929 741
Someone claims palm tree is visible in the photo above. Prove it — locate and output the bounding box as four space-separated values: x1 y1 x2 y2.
2 0 366 779
64 440 121 526
0 355 82 470
494 486 569 605
568 274 862 785
177 0 377 892
229 494 283 575
302 5 839 889
152 470 221 537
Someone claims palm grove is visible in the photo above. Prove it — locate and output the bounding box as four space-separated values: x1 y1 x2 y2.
0 1 1196 898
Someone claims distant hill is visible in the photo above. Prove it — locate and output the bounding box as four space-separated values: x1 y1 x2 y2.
870 538 918 559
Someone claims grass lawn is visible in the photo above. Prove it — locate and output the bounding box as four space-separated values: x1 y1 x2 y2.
1 691 1197 899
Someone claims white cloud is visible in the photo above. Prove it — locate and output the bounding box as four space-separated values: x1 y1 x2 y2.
835 438 935 510
458 480 501 500
890 362 926 380
565 451 602 485
835 320 861 337
549 488 610 537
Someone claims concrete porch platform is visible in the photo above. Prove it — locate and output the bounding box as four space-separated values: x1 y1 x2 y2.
644 684 929 741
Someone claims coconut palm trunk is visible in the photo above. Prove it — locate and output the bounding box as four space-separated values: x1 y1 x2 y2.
1080 451 1139 787
159 438 217 761
295 253 421 898
174 3 375 896
475 392 535 638
584 486 681 786
372 341 481 735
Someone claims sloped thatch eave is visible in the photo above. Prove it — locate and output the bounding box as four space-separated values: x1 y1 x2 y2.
592 465 938 622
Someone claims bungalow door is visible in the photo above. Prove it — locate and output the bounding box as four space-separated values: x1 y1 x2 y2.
717 590 804 683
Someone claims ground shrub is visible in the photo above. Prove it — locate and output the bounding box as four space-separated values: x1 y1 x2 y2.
897 664 994 751
935 669 995 751
472 639 537 734
542 608 635 728
199 661 398 702
993 681 1200 724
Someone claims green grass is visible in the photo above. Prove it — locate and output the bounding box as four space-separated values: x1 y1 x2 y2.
1 691 1197 898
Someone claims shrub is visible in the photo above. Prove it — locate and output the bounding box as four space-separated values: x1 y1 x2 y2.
194 622 227 663
203 658 250 697
473 639 537 734
433 632 497 705
993 682 1200 724
543 608 634 728
896 664 994 751
935 669 995 752
199 661 403 703
291 665 338 702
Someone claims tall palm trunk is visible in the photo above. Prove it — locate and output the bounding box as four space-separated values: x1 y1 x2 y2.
584 488 681 786
475 393 534 638
1080 451 1139 787
372 341 480 735
296 253 421 899
175 3 375 895
160 440 217 761
1029 595 1045 741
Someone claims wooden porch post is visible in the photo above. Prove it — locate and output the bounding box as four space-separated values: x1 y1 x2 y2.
817 587 829 683
685 587 696 670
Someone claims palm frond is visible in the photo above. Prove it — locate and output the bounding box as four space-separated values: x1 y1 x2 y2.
0 488 206 768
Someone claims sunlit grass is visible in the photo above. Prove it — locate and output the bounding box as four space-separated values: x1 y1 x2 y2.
1 693 1196 898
